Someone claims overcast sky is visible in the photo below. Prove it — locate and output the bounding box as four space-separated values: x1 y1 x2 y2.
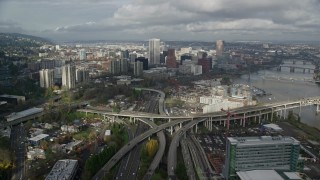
1 0 320 42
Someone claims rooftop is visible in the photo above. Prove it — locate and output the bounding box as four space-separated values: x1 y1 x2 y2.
0 94 25 99
29 134 49 142
263 123 283 131
46 159 78 180
6 107 44 121
228 136 300 146
237 170 302 180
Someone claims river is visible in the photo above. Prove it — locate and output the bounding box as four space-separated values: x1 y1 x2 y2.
234 60 320 129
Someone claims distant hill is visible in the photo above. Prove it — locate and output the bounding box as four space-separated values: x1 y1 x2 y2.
0 33 52 47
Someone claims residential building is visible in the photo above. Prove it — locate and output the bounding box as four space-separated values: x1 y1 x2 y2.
120 59 128 73
62 65 76 90
76 69 89 83
39 69 54 88
149 38 160 65
223 136 301 180
79 49 86 60
135 57 149 70
110 59 120 75
134 61 143 77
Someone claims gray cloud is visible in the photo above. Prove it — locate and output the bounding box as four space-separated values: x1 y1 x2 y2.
0 0 320 41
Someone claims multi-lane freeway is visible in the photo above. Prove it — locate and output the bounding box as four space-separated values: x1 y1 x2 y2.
11 123 27 180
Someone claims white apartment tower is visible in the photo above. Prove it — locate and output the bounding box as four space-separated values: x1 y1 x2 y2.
216 40 225 56
62 65 76 90
76 69 89 83
148 38 160 65
79 49 86 60
39 69 54 88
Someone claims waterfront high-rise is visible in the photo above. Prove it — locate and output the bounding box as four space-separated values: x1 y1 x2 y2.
39 69 54 88
148 38 160 65
223 136 300 180
216 40 225 56
62 65 76 90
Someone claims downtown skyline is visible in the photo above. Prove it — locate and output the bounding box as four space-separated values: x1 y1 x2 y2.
0 0 320 42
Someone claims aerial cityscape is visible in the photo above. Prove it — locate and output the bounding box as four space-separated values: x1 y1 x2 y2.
1 1 320 180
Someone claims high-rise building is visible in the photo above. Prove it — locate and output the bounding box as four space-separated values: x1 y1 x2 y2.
180 54 192 65
62 65 76 90
41 59 55 69
198 57 212 74
160 50 168 64
223 136 301 180
76 69 89 83
79 49 86 60
120 59 128 73
149 38 160 65
129 53 138 62
166 49 178 68
134 61 143 77
39 69 54 88
216 40 225 56
135 57 149 70
110 60 121 75
121 50 130 59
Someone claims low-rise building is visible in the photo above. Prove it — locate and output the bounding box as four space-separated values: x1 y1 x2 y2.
46 159 78 180
27 148 46 160
29 134 49 146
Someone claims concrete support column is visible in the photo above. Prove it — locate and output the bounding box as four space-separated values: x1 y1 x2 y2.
223 120 226 127
180 123 182 129
210 120 213 131
130 117 132 123
195 123 198 133
254 116 257 123
317 104 320 113
299 103 302 117
259 115 261 124
271 108 274 122
170 126 173 135
243 114 246 127
112 116 115 123
133 117 136 124
169 118 171 123
86 111 88 116
284 105 287 118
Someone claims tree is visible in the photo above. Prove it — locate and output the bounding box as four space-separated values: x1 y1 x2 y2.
146 139 159 158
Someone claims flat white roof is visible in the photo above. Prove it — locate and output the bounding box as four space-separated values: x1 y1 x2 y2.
29 134 49 142
263 123 283 131
237 170 283 180
6 107 43 121
228 136 300 146
0 94 25 98
46 159 78 180
283 172 301 179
